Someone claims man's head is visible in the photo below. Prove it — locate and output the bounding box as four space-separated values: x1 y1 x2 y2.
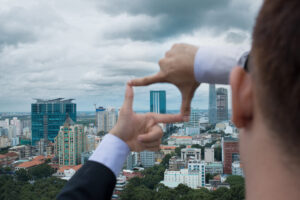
230 0 300 168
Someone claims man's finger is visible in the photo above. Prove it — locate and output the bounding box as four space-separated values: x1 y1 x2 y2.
180 97 192 121
138 126 163 143
148 113 183 123
179 84 200 121
122 84 134 110
129 72 164 86
142 140 161 148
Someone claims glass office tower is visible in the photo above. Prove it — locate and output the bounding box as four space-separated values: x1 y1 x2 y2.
150 90 166 114
31 98 76 145
208 84 217 124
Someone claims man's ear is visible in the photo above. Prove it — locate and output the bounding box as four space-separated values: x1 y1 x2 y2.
230 67 253 128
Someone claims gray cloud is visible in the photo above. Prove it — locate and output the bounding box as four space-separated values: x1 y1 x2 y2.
99 0 260 41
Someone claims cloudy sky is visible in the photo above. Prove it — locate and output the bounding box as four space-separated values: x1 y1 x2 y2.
0 0 262 112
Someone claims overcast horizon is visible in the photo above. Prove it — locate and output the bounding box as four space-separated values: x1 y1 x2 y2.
0 0 262 112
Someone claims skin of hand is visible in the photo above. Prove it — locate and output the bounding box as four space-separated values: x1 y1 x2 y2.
128 43 200 121
110 84 184 152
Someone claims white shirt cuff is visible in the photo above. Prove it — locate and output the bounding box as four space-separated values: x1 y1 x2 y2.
194 46 241 84
89 133 130 177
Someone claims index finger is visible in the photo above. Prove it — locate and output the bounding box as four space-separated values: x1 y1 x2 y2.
129 72 164 86
147 113 184 123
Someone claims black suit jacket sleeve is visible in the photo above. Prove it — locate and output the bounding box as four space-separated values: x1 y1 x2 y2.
57 161 116 200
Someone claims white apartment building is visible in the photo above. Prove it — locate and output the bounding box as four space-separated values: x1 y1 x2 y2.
96 107 117 133
204 148 214 163
161 160 205 189
168 135 192 146
10 117 22 136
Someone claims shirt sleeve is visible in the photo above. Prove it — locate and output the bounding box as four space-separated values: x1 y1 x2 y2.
194 46 245 84
89 133 130 177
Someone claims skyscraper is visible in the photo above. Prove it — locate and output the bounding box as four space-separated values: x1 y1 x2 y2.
208 84 217 124
95 107 117 133
140 90 166 168
54 117 86 166
31 98 76 145
216 88 229 122
150 90 166 114
184 109 200 135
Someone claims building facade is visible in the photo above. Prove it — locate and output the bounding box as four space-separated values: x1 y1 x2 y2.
140 151 155 168
31 98 76 145
204 148 214 163
184 109 200 135
150 90 166 114
222 137 239 174
209 84 217 124
54 117 86 166
162 160 205 189
216 88 229 122
95 107 117 133
181 148 201 161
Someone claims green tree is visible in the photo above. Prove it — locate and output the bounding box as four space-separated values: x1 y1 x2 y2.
225 175 245 187
161 154 172 168
16 169 32 182
28 163 55 180
175 145 186 157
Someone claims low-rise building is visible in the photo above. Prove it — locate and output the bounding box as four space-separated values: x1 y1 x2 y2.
0 152 19 168
168 135 192 146
160 145 176 156
15 155 47 170
205 162 223 174
181 148 201 161
54 165 82 180
232 161 244 177
169 156 185 171
161 160 205 189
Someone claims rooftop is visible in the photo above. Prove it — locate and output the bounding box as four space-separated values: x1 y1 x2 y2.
33 98 75 104
57 165 82 173
170 136 192 139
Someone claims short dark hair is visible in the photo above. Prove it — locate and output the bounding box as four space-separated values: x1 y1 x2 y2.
252 0 300 157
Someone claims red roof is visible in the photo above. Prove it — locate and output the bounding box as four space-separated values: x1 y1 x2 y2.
57 165 82 173
0 152 19 159
16 160 44 168
160 145 176 150
170 136 192 139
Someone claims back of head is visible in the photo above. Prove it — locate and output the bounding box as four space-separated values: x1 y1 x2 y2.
252 0 300 161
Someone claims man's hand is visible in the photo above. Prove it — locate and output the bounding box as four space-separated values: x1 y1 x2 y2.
110 84 183 152
128 43 200 120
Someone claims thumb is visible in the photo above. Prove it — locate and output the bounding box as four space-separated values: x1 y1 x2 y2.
122 84 134 111
179 83 200 121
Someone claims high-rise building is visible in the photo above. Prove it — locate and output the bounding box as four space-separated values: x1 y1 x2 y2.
10 117 22 136
150 90 166 114
31 98 76 145
184 109 200 135
216 88 228 122
209 84 217 124
95 107 117 133
140 91 166 168
222 137 239 174
140 151 155 168
54 117 86 166
204 148 214 163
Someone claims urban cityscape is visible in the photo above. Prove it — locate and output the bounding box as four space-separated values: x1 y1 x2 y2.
0 84 245 199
